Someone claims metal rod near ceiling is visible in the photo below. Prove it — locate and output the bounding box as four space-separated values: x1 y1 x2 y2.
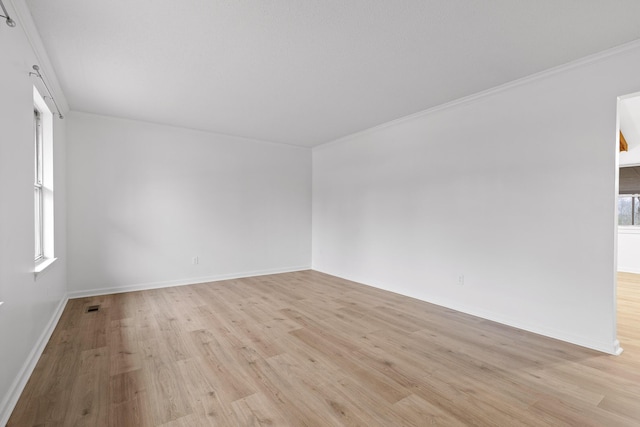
30 65 64 119
0 1 63 119
0 0 16 27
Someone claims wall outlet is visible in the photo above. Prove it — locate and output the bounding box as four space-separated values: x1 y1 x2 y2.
458 274 464 286
192 256 199 265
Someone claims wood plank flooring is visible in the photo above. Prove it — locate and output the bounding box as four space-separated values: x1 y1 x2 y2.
8 270 640 426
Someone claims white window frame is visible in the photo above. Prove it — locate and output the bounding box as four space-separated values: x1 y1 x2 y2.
34 108 44 261
33 87 56 276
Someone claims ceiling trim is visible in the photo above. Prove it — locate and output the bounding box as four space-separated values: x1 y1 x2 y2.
9 0 69 113
315 38 640 151
69 110 312 151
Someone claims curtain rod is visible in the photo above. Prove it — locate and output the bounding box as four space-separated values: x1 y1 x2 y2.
30 65 64 119
0 0 16 27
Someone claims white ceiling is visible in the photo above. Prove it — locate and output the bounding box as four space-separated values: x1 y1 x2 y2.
25 1 640 147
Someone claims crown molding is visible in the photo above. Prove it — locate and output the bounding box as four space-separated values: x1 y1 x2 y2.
69 110 313 151
9 0 69 113
315 38 640 151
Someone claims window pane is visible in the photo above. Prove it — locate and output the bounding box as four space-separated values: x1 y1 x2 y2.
34 111 42 185
634 196 640 226
34 187 43 259
619 196 633 225
34 110 39 184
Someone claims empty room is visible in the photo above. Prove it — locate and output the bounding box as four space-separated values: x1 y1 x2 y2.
2 0 640 425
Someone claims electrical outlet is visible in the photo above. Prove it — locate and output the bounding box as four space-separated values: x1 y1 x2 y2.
458 274 464 286
192 256 199 265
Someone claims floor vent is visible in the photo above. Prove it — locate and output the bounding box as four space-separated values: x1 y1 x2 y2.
86 305 100 313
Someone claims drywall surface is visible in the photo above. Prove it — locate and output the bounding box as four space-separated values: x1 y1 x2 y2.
66 112 311 294
0 13 67 424
619 145 640 165
618 228 640 274
313 45 640 354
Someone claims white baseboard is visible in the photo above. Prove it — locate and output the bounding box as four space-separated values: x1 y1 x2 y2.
67 265 311 299
0 295 69 426
313 268 622 356
617 266 640 274
420 296 622 355
613 339 624 356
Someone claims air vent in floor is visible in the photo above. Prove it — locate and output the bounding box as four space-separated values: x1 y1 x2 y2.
86 305 100 313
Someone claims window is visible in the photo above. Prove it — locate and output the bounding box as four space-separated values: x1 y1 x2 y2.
33 87 55 274
34 109 44 260
618 195 640 226
619 166 640 227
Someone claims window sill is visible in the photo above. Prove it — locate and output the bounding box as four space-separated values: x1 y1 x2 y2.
619 226 640 234
34 257 57 279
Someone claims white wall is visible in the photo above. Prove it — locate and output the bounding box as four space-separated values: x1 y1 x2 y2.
313 44 640 355
618 228 640 274
0 6 68 424
619 145 640 165
66 112 311 296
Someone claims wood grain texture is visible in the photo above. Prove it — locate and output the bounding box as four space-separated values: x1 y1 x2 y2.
8 270 640 426
621 131 629 152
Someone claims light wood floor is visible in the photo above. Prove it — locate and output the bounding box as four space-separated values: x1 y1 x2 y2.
8 270 640 426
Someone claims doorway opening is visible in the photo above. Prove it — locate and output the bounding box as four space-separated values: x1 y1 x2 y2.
615 92 640 355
